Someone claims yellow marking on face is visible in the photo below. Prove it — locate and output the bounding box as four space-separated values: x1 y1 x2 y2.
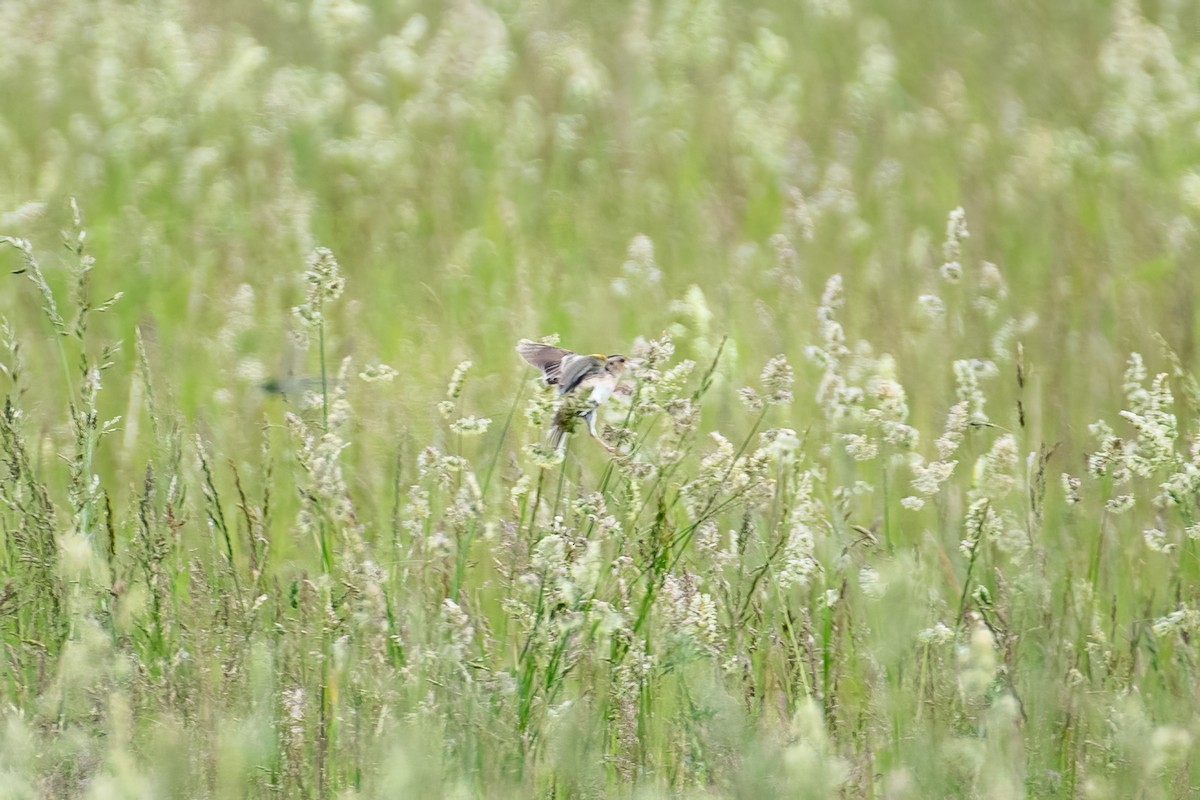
590 353 606 359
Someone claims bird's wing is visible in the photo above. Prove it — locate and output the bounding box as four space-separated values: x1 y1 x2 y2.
558 355 606 395
517 339 574 385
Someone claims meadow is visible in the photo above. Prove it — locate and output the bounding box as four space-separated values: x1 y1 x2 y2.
2 0 1200 796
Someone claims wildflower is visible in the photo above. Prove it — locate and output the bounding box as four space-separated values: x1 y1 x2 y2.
428 530 454 558
569 541 602 599
218 284 257 352
764 428 801 460
0 201 47 228
621 457 656 480
761 354 794 405
1157 463 1200 507
665 397 699 435
957 622 996 701
732 448 776 508
404 486 431 521
285 408 356 526
1123 353 1148 413
738 386 764 411
1143 528 1174 553
842 433 878 461
936 401 970 459
994 523 1030 559
696 521 720 554
953 359 993 423
1087 420 1128 478
1061 473 1081 504
683 592 719 652
525 442 565 469
509 474 532 508
282 686 306 739
441 598 475 660
778 512 821 590
591 601 625 640
532 532 568 579
917 293 946 319
940 261 962 282
449 416 491 436
627 233 655 267
979 261 1005 292
1090 419 1114 441
524 381 558 427
1118 372 1177 474
962 497 999 555
572 492 608 521
974 433 1018 501
781 699 850 792
918 622 955 645
613 234 663 296
1105 494 1134 514
359 362 397 382
310 0 372 41
1152 606 1200 638
786 187 816 241
669 286 714 355
656 359 695 400
631 333 675 373
416 446 442 479
912 458 957 496
858 567 884 599
901 495 925 510
870 372 906 417
1149 727 1193 775
446 360 472 400
1182 172 1200 211
415 447 467 488
300 391 323 411
820 273 845 312
941 206 969 281
292 246 344 333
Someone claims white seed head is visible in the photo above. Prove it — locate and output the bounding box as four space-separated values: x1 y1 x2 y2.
359 363 397 382
449 416 491 436
446 360 473 400
760 354 794 405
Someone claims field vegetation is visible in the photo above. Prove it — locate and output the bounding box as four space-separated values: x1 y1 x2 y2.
3 0 1200 796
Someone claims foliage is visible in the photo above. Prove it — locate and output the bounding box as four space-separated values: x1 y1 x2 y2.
4 0 1200 797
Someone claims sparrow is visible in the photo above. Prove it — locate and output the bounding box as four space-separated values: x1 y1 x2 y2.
517 339 629 452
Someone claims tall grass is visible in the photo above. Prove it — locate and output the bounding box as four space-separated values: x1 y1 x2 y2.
3 0 1200 797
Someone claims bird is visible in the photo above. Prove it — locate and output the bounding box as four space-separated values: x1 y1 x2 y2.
517 339 629 452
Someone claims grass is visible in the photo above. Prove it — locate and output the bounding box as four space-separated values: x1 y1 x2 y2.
3 0 1200 797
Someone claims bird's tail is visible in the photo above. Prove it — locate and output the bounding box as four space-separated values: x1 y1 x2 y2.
547 423 567 451
548 404 579 451
548 399 600 451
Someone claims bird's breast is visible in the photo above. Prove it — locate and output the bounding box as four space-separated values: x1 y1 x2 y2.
586 375 617 405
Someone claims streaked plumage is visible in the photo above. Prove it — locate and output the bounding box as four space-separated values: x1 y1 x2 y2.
517 339 628 452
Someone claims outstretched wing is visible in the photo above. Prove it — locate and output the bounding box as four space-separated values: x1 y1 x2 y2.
557 354 606 395
517 339 575 385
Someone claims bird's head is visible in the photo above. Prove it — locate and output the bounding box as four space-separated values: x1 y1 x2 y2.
605 354 629 373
